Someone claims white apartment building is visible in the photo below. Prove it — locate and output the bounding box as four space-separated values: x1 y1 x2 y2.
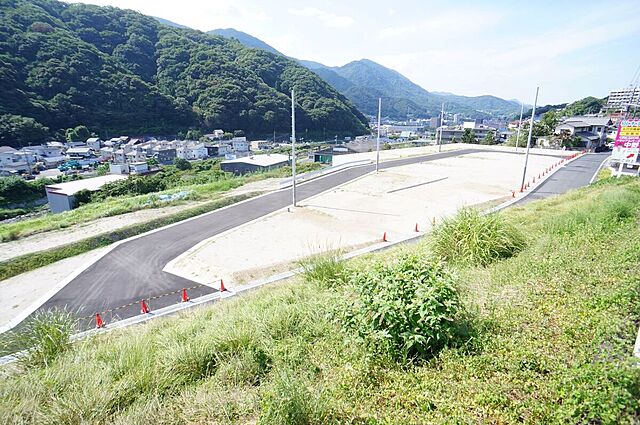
606 87 640 109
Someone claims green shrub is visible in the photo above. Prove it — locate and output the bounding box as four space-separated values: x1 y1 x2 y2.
430 208 526 266
342 252 464 362
298 250 346 288
3 309 76 368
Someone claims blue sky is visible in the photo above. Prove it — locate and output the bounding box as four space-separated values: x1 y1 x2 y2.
68 0 640 105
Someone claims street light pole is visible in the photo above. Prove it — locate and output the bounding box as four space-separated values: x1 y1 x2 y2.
437 102 444 152
376 97 381 173
520 86 539 192
515 102 524 153
291 89 297 207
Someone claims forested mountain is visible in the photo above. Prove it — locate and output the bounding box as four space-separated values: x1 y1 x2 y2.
0 0 368 148
525 96 606 117
211 29 522 120
208 28 283 56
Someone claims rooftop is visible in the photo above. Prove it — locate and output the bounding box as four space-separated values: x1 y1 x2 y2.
45 174 127 196
221 153 289 167
0 146 17 153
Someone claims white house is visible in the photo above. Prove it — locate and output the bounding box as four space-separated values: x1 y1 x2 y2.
554 116 612 148
231 137 249 153
66 147 95 159
0 146 29 174
176 141 208 160
86 137 103 150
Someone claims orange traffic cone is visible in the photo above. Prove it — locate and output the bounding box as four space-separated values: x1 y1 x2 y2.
511 190 515 198
414 223 419 232
140 299 150 314
95 313 105 329
220 279 227 292
382 232 388 242
181 288 189 302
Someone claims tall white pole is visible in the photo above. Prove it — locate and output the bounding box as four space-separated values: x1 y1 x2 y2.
437 102 444 152
376 97 381 173
291 89 297 207
520 86 539 192
515 102 524 153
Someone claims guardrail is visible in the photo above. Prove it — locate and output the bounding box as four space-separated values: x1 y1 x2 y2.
279 159 372 189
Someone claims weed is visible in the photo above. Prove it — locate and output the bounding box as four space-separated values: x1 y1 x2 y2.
430 208 526 266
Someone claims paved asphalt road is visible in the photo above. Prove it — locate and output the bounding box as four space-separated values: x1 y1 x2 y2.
33 149 603 328
514 152 609 205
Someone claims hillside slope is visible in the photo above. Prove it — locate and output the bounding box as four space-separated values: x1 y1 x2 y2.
0 1 368 147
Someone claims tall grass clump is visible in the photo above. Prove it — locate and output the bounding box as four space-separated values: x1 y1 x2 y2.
341 252 464 362
431 208 526 267
298 250 346 288
2 309 76 368
259 371 328 424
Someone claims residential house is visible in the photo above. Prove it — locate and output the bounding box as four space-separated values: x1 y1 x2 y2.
152 147 177 165
0 146 30 174
554 116 612 148
86 137 103 150
231 137 250 154
250 140 272 151
176 141 208 160
66 147 95 159
45 175 127 213
204 130 225 140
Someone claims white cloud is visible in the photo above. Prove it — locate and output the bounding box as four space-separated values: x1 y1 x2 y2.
288 7 355 28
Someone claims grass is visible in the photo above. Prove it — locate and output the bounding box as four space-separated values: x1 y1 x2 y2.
1 177 639 424
298 249 346 288
430 208 526 266
0 193 255 281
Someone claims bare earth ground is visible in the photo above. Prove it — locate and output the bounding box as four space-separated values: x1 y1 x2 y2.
164 151 560 288
0 147 570 328
0 178 281 263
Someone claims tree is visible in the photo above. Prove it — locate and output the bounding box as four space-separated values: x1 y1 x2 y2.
185 129 202 140
481 130 495 145
540 111 559 135
146 157 159 167
173 157 192 170
223 132 233 140
0 114 49 148
65 125 91 143
461 128 477 144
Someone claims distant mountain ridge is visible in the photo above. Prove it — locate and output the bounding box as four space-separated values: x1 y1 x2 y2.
208 27 523 120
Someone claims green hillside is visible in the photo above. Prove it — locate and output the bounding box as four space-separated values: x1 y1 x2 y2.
0 0 368 148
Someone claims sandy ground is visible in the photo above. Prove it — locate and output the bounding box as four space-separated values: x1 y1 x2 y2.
331 143 568 166
0 247 109 328
0 178 282 263
165 151 561 288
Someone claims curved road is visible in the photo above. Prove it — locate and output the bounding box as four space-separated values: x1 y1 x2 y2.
31 149 605 328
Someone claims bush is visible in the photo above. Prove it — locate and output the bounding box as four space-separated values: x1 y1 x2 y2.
342 252 463 362
298 250 346 288
2 310 76 368
0 208 26 220
174 157 192 170
430 208 526 266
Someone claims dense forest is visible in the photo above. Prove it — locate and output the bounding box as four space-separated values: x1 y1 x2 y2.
0 0 369 148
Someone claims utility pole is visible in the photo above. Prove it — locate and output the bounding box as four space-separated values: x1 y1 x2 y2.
291 89 297 207
520 86 539 192
376 97 381 172
515 102 524 153
437 102 444 152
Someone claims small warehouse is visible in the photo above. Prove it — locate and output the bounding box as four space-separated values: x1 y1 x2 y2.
221 154 290 175
45 174 127 213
